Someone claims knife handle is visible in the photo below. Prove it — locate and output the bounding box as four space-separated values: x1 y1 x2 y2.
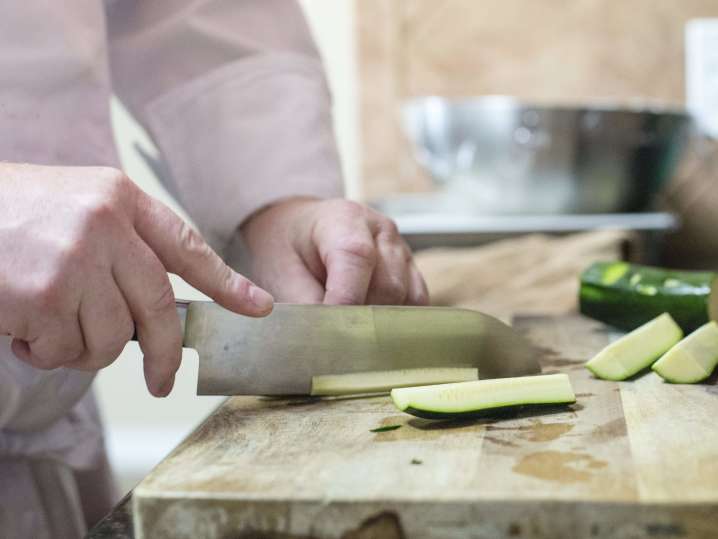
130 300 190 342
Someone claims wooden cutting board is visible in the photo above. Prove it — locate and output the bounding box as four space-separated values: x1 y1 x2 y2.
133 316 718 539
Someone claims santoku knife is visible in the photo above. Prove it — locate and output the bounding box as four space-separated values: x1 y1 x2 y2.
162 301 540 395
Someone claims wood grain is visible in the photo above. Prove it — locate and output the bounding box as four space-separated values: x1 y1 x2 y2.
133 316 718 539
474 316 637 502
620 369 718 502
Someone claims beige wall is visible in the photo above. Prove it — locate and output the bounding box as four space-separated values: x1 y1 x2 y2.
98 1 358 493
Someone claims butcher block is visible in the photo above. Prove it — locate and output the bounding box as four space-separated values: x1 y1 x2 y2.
132 315 718 539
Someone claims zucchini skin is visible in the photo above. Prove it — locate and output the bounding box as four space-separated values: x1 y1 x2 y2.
403 402 575 420
579 262 716 332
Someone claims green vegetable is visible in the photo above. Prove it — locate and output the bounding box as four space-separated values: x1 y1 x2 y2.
652 321 718 383
370 425 402 433
585 313 683 380
390 374 575 420
310 367 478 396
579 261 718 332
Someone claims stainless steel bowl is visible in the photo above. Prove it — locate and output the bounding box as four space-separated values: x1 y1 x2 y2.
401 96 693 214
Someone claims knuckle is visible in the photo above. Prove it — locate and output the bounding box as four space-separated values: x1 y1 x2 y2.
144 282 176 320
99 167 133 194
333 199 365 219
379 218 400 239
91 199 116 221
219 264 242 294
101 324 134 360
176 222 212 272
177 222 207 255
30 275 65 312
336 237 376 264
53 237 87 273
84 196 119 227
93 166 123 182
81 171 133 226
32 347 78 370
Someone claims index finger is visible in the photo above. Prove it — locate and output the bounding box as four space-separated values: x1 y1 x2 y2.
313 218 377 305
133 193 273 316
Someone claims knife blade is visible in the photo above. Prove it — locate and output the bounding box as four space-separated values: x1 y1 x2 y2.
172 301 540 396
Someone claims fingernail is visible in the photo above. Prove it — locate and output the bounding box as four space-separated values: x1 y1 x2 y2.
249 285 274 312
155 376 174 398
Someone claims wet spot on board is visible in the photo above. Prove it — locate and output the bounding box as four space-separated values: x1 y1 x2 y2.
525 421 574 442
589 418 627 443
533 345 563 363
484 436 520 448
541 356 586 371
486 418 574 443
513 450 607 483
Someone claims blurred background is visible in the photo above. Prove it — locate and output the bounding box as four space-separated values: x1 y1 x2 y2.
101 0 718 493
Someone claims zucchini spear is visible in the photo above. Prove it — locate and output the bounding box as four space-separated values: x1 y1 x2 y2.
652 321 718 383
311 368 479 396
585 313 683 381
391 374 575 420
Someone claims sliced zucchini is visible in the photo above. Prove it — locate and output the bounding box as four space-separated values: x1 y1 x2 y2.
652 321 718 383
310 367 478 396
585 313 683 381
390 373 575 419
579 261 717 332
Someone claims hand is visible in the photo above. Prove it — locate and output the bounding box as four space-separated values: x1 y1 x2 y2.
0 163 274 396
240 198 429 305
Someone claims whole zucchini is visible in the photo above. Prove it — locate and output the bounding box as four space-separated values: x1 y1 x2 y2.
579 261 718 332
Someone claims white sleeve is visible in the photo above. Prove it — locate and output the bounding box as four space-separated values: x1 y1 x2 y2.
107 0 344 251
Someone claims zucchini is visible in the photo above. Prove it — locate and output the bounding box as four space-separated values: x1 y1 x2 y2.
390 374 575 420
585 313 683 380
579 261 718 332
652 321 718 383
310 367 478 396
